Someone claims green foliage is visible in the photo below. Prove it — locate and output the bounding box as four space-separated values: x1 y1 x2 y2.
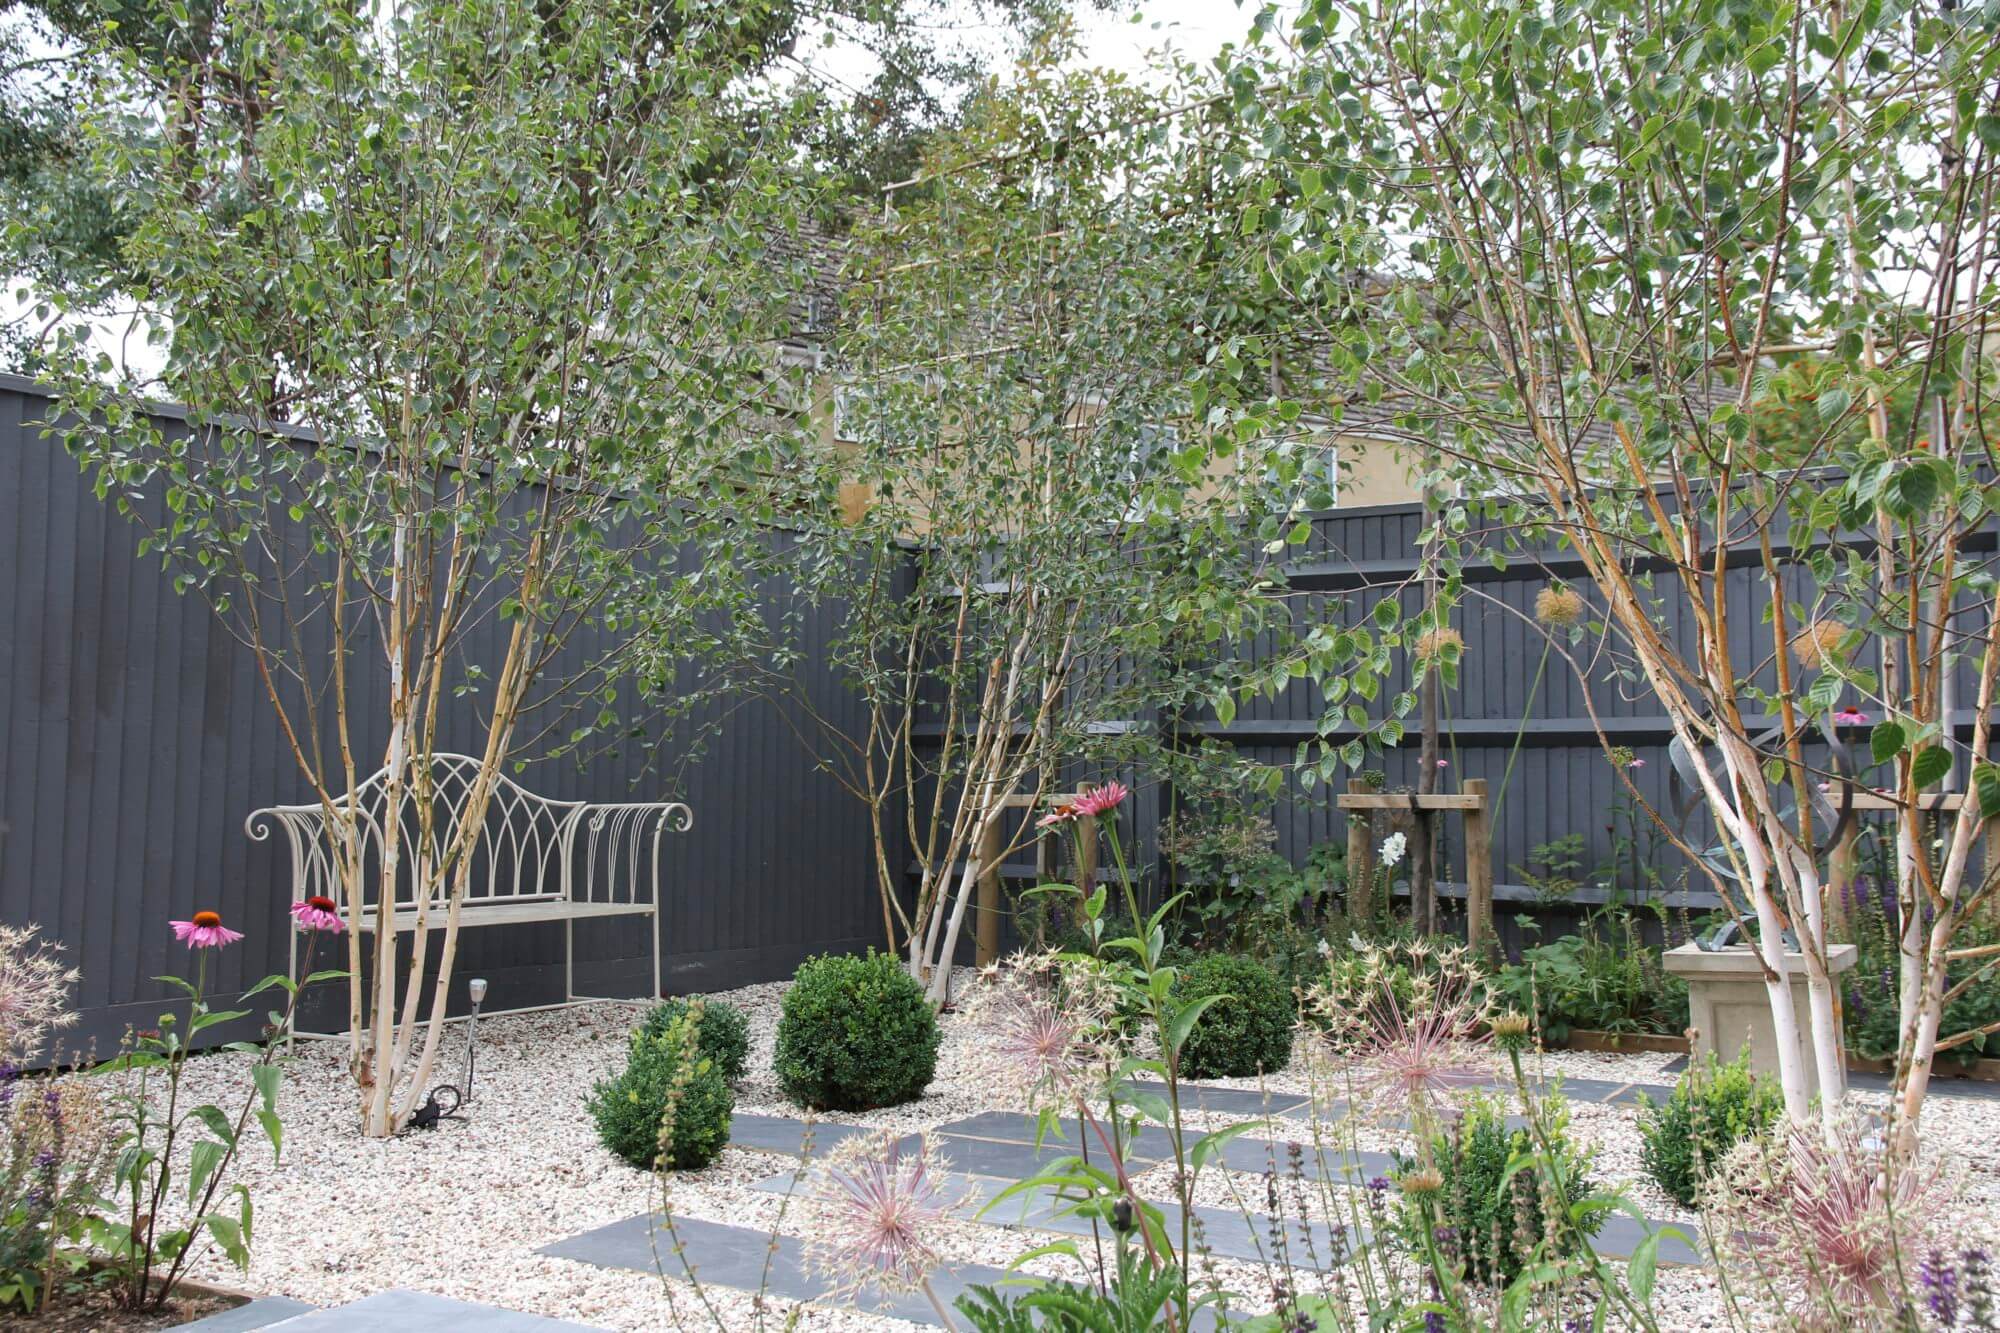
773 952 939 1111
0 1075 112 1313
587 1011 734 1171
1843 883 2000 1061
638 997 750 1084
1397 1091 1602 1286
88 958 326 1311
1491 912 1688 1042
1510 835 1589 909
1172 953 1294 1079
955 1264 1186 1332
1636 1050 1782 1209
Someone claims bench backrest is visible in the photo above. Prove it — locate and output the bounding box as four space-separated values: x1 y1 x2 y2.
248 753 589 913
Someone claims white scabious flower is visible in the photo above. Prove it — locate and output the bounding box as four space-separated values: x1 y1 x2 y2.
1378 832 1407 867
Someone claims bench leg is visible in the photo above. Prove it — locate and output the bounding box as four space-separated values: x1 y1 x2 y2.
286 917 299 1052
652 905 661 1003
565 917 575 1006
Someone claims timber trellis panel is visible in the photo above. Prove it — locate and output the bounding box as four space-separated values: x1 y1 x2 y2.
927 497 1998 958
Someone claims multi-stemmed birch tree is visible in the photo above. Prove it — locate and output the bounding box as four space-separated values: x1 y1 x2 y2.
784 52 1385 1001
1213 0 2000 1147
48 0 817 1135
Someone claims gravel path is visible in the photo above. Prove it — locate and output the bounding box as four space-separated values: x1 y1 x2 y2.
148 974 2000 1331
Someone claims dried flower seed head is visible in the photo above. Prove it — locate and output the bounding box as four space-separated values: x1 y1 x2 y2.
1791 618 1848 669
1491 1012 1532 1051
1399 1167 1444 1196
1412 626 1465 662
963 954 1114 1113
0 925 80 1061
1304 938 1495 1127
802 1130 963 1297
1535 584 1585 627
1706 1109 1960 1327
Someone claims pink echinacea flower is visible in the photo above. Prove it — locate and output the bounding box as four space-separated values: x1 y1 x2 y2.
170 911 244 950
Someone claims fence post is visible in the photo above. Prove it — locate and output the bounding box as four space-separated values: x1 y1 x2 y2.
976 818 1003 966
1346 778 1376 922
1463 778 1494 954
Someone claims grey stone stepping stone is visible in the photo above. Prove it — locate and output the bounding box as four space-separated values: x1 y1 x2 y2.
542 1212 1013 1326
1118 1079 1309 1115
938 1111 1181 1161
178 1296 317 1331
749 1167 1358 1270
1543 1076 1667 1106
936 1133 1148 1179
728 1112 869 1157
1593 1214 1702 1267
944 1104 1176 1144
937 1111 1396 1188
972 1178 1355 1267
1212 1135 1398 1184
269 1290 606 1331
935 1109 1052 1141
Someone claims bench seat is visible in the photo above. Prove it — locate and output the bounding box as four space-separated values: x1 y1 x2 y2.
348 899 658 933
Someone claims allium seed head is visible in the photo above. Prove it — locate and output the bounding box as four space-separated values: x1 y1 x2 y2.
802 1130 962 1297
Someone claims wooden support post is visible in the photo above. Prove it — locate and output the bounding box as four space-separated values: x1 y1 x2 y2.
1074 813 1101 927
1462 778 1493 955
976 817 1003 967
1346 777 1377 923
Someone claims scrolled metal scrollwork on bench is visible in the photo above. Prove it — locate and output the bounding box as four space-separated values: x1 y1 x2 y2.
246 753 690 1033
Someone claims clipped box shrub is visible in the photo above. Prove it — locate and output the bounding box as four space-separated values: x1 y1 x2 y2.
1175 953 1295 1079
639 996 751 1083
587 1007 734 1170
774 951 940 1111
1637 1048 1783 1208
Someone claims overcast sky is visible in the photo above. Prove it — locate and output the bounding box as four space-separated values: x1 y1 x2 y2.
17 0 1263 382
793 1 1259 98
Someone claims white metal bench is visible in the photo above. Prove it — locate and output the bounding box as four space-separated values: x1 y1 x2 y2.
246 753 690 1023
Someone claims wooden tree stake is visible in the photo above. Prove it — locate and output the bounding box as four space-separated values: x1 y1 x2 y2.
1346 777 1378 922
1462 778 1494 954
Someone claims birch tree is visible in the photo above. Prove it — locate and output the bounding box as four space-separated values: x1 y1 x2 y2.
1216 0 2000 1147
780 50 1401 999
49 0 816 1135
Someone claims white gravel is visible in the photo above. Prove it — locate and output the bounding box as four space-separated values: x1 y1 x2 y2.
141 974 2000 1331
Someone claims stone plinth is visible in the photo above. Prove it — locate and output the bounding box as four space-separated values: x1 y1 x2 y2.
1663 941 1857 1099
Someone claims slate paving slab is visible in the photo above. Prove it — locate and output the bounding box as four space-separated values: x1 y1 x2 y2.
746 1167 1356 1269
1117 1079 1310 1116
728 1112 871 1158
934 1111 1178 1162
1594 1215 1703 1268
1211 1134 1399 1184
934 1111 1397 1184
178 1296 317 1331
935 1133 1145 1179
542 1211 1016 1326
1539 1075 1668 1106
260 1290 606 1331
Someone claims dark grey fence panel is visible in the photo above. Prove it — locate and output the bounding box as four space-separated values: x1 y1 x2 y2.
0 378 880 1050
